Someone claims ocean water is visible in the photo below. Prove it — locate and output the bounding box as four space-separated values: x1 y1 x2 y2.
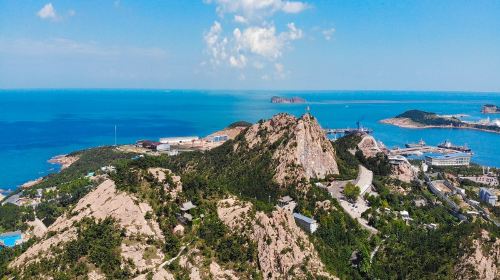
1 89 499 191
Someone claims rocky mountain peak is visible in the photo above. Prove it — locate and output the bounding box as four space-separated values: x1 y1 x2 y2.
243 113 339 186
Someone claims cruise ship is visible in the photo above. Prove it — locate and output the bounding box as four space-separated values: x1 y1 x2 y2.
438 140 472 153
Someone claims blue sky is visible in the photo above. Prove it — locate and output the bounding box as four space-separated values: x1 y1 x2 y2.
1 0 499 91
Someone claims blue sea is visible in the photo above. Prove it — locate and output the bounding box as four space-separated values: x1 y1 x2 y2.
1 89 499 192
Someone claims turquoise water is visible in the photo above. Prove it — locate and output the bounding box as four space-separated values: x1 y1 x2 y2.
1 90 499 191
0 232 22 247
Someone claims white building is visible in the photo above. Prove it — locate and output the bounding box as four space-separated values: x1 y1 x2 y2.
159 136 199 145
293 213 319 233
424 153 471 166
208 135 229 142
157 143 171 152
479 188 498 206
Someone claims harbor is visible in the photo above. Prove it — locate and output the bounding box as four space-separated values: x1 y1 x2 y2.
389 140 473 158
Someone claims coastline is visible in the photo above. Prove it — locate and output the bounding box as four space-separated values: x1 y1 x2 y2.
380 118 500 134
3 154 80 193
47 154 79 170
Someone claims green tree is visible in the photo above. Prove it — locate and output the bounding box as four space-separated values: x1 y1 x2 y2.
344 182 360 202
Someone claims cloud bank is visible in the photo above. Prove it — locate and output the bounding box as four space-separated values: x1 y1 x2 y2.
203 0 308 80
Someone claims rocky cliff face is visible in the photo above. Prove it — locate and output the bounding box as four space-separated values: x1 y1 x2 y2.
217 197 335 279
243 113 338 186
391 162 417 183
11 179 169 279
454 230 500 280
357 134 383 158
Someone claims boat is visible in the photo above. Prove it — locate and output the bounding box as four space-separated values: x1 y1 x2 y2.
438 140 472 153
405 139 426 148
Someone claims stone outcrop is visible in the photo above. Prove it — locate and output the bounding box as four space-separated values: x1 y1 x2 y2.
217 197 336 279
11 179 165 276
357 134 383 158
454 230 500 280
243 113 339 186
391 161 416 183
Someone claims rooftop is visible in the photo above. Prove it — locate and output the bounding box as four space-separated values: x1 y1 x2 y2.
293 213 317 224
425 152 471 160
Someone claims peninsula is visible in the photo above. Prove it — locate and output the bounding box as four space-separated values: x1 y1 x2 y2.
381 109 500 133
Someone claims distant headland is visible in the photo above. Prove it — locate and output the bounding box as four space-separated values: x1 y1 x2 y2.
270 96 306 104
482 104 500 114
381 109 500 134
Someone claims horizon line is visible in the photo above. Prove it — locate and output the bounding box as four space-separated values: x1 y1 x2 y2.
1 88 500 94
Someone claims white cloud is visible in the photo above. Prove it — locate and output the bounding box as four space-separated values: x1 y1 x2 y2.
285 22 303 40
203 0 307 79
229 54 247 68
234 25 282 59
208 0 309 21
204 21 228 65
322 28 335 41
37 3 75 22
234 15 248 24
282 1 308 13
37 3 57 20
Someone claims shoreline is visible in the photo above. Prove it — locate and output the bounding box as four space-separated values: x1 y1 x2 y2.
380 118 500 134
47 154 79 170
1 154 80 193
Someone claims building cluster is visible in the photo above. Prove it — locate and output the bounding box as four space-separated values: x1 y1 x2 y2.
136 140 179 155
461 174 499 187
136 134 229 154
479 188 498 206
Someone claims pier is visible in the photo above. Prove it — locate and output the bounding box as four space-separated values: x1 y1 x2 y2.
324 127 373 135
324 122 373 136
389 145 472 156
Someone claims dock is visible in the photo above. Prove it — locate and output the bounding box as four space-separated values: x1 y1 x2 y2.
324 127 373 135
389 145 469 156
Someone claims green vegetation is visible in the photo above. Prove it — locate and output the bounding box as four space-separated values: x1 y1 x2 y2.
0 204 34 233
332 134 362 180
36 146 136 189
227 121 252 128
397 110 462 126
396 109 500 132
12 217 130 279
3 117 498 280
116 129 285 209
294 186 373 279
344 182 360 202
355 151 392 176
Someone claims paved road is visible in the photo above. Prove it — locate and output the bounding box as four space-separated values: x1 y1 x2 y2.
355 165 373 195
326 165 378 234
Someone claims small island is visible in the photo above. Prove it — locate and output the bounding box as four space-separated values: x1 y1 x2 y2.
381 109 500 133
482 104 500 114
270 96 306 104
